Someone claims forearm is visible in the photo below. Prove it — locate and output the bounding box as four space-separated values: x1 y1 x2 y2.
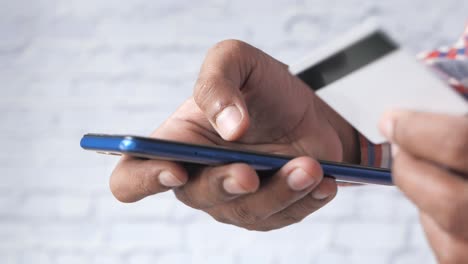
316 96 361 164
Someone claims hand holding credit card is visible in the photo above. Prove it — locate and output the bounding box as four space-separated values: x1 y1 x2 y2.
289 20 467 144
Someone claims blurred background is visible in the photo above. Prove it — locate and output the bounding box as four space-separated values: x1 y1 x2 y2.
1 0 467 263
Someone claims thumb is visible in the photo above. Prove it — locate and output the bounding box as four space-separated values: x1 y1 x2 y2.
193 40 254 141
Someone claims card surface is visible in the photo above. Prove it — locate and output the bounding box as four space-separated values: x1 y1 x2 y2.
290 21 468 144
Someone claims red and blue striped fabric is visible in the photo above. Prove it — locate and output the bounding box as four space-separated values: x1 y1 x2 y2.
422 23 468 61
419 23 468 98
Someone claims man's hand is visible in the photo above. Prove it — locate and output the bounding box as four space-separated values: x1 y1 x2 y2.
110 40 359 231
380 110 468 263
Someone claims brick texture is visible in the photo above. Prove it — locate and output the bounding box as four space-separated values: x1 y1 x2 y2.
1 0 467 263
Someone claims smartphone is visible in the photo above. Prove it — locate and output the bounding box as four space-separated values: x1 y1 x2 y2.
80 133 393 185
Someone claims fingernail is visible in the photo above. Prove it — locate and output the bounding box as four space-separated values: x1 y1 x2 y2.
391 144 399 158
380 115 395 140
215 105 242 138
159 171 183 187
312 188 332 200
223 177 248 194
287 168 316 191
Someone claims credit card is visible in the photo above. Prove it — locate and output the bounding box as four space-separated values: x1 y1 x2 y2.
290 21 468 144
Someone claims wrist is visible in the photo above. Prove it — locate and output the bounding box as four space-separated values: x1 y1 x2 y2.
315 97 360 164
340 124 361 164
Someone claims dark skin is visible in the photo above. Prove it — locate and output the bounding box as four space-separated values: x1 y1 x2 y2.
380 111 468 264
109 39 468 261
109 39 360 231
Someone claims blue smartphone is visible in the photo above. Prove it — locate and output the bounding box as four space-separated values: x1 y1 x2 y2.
80 133 393 185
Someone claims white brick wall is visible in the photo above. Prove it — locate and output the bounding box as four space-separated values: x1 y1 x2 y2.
1 0 466 263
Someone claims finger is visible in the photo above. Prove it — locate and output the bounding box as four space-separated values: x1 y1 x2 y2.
420 212 468 263
244 177 337 231
380 110 468 173
208 157 330 227
173 163 260 209
392 150 468 238
110 156 188 203
193 40 259 141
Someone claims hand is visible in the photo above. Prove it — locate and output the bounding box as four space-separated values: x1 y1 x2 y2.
380 110 468 263
110 40 360 231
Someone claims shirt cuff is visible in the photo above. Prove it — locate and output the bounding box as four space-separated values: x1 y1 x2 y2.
358 133 392 169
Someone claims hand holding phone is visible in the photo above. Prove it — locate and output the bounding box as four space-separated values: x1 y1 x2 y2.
97 39 365 231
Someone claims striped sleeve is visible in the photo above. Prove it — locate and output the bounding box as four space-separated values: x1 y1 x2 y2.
359 134 392 169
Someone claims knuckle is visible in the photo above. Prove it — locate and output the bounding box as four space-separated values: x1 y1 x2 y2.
445 122 468 166
193 78 218 112
230 203 262 225
440 211 458 235
193 77 233 117
138 166 163 196
439 197 466 234
173 187 203 210
300 192 323 210
210 39 247 54
209 212 232 225
173 172 229 210
279 210 304 225
445 136 467 161
207 174 235 203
